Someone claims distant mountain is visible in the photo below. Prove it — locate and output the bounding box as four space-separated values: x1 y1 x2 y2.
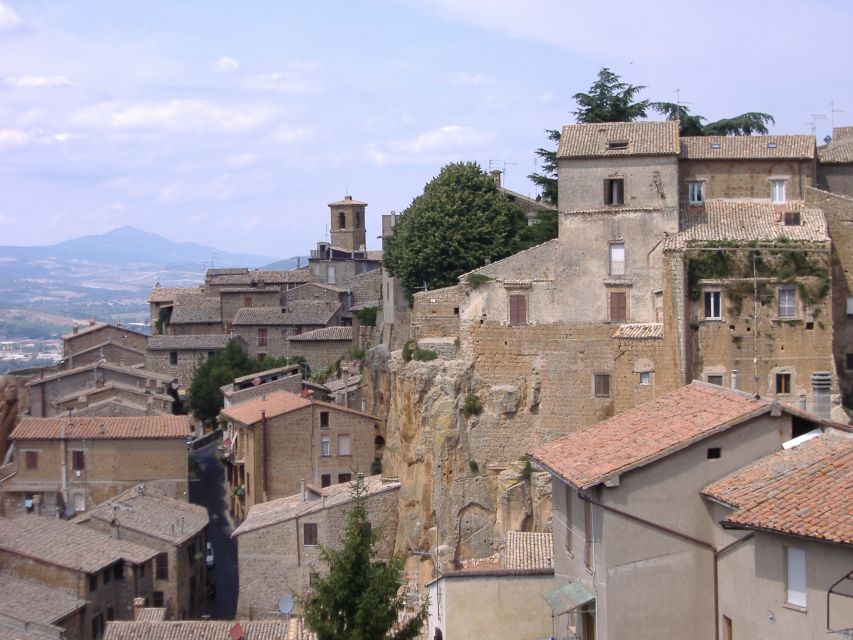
261 256 310 270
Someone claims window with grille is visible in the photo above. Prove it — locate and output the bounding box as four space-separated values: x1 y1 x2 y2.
508 293 527 326
321 474 331 488
72 450 85 471
609 291 627 322
156 552 168 580
320 435 330 457
604 178 625 205
778 287 796 319
594 374 610 398
609 243 625 276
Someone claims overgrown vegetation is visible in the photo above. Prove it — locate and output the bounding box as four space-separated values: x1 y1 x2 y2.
519 458 533 482
462 393 483 417
401 340 437 363
466 273 493 289
354 306 378 326
468 460 479 474
310 358 343 383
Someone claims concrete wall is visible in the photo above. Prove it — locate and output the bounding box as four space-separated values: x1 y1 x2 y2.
680 158 815 201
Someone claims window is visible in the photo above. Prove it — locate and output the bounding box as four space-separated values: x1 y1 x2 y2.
25 451 38 470
92 614 104 640
785 547 807 608
156 552 168 580
606 140 628 150
113 563 123 581
338 434 351 456
72 450 85 471
138 561 146 578
508 293 527 326
706 447 722 459
609 291 627 322
771 179 787 204
320 411 329 429
584 501 593 570
776 372 792 394
256 353 266 362
327 266 336 284
257 328 267 346
355 210 362 228
687 181 705 205
88 574 98 592
169 351 178 366
784 210 801 226
704 290 722 320
609 243 625 276
304 522 318 546
594 374 610 398
320 435 330 457
846 353 853 371
707 374 724 386
103 567 112 585
106 608 114 622
604 178 625 205
639 371 651 385
321 473 331 488
152 591 164 608
338 211 346 229
338 472 352 484
778 287 796 319
188 541 197 564
243 296 253 307
73 493 85 511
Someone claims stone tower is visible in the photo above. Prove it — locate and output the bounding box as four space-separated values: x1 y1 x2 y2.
328 195 367 252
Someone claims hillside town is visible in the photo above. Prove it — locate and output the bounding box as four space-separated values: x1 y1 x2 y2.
0 111 851 640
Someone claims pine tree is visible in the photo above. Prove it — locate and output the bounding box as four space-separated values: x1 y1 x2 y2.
302 483 426 640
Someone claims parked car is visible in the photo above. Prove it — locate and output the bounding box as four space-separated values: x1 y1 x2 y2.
205 542 215 568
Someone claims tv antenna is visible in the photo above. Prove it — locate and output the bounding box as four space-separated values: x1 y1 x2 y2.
674 88 691 109
806 113 827 136
829 101 844 129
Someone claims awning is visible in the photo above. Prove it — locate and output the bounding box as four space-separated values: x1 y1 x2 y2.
543 581 595 614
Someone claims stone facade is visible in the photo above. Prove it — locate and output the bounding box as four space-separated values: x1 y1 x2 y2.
63 324 148 364
219 289 282 330
145 335 231 387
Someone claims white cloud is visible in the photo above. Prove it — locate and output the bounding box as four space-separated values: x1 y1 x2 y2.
225 153 259 169
390 125 493 154
155 180 236 205
242 70 323 95
0 128 30 146
70 99 278 134
5 75 72 88
213 56 240 73
447 72 494 87
269 124 313 144
0 2 21 31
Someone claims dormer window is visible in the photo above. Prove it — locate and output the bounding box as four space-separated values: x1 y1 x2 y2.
767 142 778 149
607 140 629 151
710 142 721 149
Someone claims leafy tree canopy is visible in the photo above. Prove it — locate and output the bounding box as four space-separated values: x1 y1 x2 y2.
572 67 649 124
302 483 426 640
383 162 526 296
651 102 775 136
188 340 304 423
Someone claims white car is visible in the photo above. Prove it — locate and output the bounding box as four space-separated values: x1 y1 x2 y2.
205 542 215 568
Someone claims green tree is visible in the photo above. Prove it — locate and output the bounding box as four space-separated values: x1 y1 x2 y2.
518 209 559 250
383 162 526 297
527 129 561 204
188 340 304 423
651 102 775 136
302 483 426 640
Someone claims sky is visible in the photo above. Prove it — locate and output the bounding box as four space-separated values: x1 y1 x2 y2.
1 0 851 259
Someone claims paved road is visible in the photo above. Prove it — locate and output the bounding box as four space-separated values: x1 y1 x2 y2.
189 440 238 619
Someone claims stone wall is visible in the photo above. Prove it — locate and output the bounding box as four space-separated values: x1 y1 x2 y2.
68 342 145 369
818 163 853 197
411 285 464 339
287 338 351 372
680 158 815 201
145 349 210 388
219 290 282 328
232 325 290 360
64 326 148 360
0 375 26 460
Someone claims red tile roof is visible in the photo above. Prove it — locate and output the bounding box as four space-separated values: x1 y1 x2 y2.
221 389 381 426
529 381 770 489
11 416 190 440
703 431 853 545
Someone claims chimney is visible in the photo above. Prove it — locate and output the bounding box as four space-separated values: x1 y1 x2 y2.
133 597 146 620
490 169 502 187
357 472 364 491
72 321 79 335
89 318 96 326
300 479 306 502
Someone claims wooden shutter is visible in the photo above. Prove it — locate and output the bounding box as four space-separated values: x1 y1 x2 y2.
610 291 627 322
25 451 37 470
509 294 527 326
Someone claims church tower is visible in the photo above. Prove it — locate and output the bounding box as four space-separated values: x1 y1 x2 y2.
328 195 367 252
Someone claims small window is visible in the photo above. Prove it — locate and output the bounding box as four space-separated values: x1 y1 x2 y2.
687 181 704 205
156 552 169 580
604 178 625 205
103 567 112 585
609 243 625 276
320 435 330 457
256 353 266 362
152 591 164 607
327 266 336 284
778 287 796 319
257 327 268 346
609 291 627 322
710 142 722 149
771 179 787 204
338 210 346 229
72 450 85 471
784 210 801 226
707 374 724 386
767 141 778 149
73 493 85 511
509 293 527 326
606 140 628 150
846 353 853 371
88 574 97 592
169 351 178 366
338 472 352 484
304 523 318 546
338 434 351 456
639 371 651 385
113 563 123 581
706 447 722 459
25 451 38 470
355 210 362 228
785 547 807 608
321 473 331 488
320 411 329 429
594 374 610 398
704 291 722 320
243 295 253 307
776 373 792 394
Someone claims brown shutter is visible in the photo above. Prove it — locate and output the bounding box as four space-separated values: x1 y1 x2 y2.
615 178 624 204
610 291 627 322
509 294 527 326
603 179 610 205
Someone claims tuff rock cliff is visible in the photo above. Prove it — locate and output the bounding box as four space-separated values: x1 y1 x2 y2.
0 375 27 461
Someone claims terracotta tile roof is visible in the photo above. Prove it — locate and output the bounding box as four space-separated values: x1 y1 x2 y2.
134 609 166 622
289 326 353 341
703 430 853 545
612 323 663 339
148 286 205 303
53 381 174 406
818 128 853 163
218 287 281 294
328 195 368 206
63 322 148 341
664 199 829 250
221 389 380 426
0 572 86 624
254 269 311 284
0 515 156 573
26 361 174 386
147 335 229 351
11 416 190 440
504 531 553 570
206 268 249 276
104 621 295 640
232 307 288 326
170 299 221 324
529 381 770 490
680 135 815 160
558 120 680 158
80 486 208 544
283 300 341 326
233 475 400 536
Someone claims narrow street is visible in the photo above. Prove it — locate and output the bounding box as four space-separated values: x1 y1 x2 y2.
189 440 238 619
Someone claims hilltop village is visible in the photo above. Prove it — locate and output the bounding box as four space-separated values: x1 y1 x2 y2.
1 121 852 640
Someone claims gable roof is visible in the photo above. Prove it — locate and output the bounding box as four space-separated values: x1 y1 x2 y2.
233 475 399 536
63 322 148 342
170 299 221 324
26 361 174 386
818 126 853 164
703 430 853 545
680 135 814 160
529 381 772 490
104 621 293 640
664 199 829 250
147 335 229 351
0 515 156 573
284 300 341 325
505 531 553 570
221 389 380 426
78 486 208 544
289 326 353 341
69 340 146 359
232 307 288 326
11 416 189 441
558 120 680 159
0 573 87 624
148 286 206 304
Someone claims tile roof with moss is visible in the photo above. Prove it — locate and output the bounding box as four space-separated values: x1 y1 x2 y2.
11 416 190 440
558 120 680 158
288 326 353 341
680 135 815 160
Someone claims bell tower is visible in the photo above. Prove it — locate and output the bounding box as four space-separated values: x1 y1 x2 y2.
328 195 367 252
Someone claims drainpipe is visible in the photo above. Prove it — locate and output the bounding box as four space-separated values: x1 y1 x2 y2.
261 410 268 502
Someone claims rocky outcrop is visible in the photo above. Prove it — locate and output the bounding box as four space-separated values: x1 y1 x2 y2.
0 375 28 460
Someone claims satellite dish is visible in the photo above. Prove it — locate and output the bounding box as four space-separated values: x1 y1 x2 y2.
278 593 294 614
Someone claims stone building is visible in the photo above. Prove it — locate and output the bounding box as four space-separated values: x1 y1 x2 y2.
0 572 87 640
231 475 400 618
63 322 149 370
817 126 853 196
287 326 353 372
165 298 222 336
147 286 207 328
219 288 282 331
0 515 157 640
528 382 846 640
2 415 189 517
220 390 382 523
221 364 303 409
75 487 209 620
145 335 231 387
